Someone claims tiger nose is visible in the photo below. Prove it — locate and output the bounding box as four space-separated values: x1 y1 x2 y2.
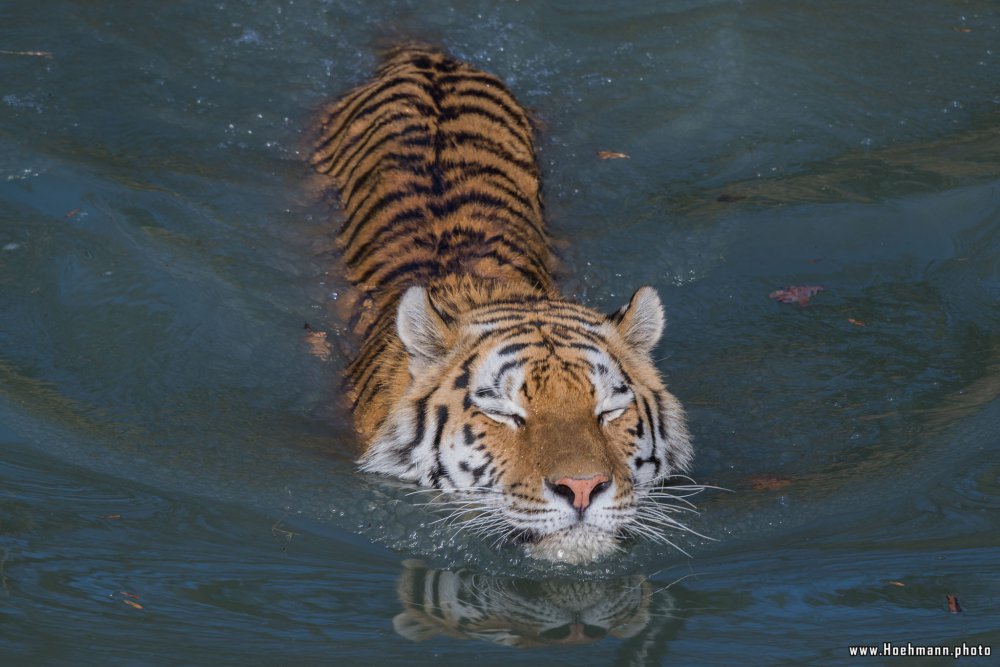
547 474 611 510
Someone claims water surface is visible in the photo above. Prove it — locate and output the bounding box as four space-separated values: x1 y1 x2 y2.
2 1 999 664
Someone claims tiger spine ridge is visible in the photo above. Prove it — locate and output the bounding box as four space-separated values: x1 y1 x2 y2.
312 46 694 562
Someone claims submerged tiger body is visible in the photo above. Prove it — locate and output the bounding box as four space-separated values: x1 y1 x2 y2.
312 47 694 562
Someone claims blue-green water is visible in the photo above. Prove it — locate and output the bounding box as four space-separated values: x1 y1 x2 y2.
2 1 999 664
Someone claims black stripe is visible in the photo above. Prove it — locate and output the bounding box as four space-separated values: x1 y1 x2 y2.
466 325 534 353
394 393 431 467
361 258 442 288
440 104 533 152
343 200 433 266
441 130 536 173
436 72 515 95
345 88 435 132
409 564 427 607
450 87 533 133
496 342 531 356
460 230 551 283
640 396 662 476
342 188 425 247
633 416 645 439
340 147 427 213
338 148 420 216
468 460 489 485
319 74 430 153
429 404 450 487
453 353 478 389
336 120 429 186
426 189 511 218
430 570 443 617
348 343 388 409
342 111 424 157
492 358 526 385
652 392 668 441
442 158 537 197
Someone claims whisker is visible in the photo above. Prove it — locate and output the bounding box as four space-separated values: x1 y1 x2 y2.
635 512 715 543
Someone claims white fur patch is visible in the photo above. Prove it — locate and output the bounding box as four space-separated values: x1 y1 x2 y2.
526 525 621 563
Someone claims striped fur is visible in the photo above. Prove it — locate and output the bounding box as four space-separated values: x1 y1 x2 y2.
312 47 695 562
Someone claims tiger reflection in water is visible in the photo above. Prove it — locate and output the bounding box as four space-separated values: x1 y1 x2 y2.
393 560 684 654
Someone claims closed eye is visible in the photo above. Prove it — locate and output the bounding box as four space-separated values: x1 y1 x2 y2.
482 411 525 428
599 407 626 425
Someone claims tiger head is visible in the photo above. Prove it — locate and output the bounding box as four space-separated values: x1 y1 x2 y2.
360 284 694 563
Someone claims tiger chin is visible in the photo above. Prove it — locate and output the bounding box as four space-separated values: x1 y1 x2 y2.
312 46 695 563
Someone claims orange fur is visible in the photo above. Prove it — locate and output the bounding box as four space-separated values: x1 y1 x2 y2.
311 46 694 563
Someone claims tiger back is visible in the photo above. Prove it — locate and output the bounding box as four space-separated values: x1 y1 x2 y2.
311 46 695 563
313 47 559 440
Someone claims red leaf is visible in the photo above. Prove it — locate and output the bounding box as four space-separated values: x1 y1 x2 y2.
769 285 824 307
747 474 792 491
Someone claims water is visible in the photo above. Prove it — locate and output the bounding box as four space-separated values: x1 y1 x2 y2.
2 0 999 663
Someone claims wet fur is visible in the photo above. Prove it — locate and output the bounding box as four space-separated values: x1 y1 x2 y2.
312 46 695 562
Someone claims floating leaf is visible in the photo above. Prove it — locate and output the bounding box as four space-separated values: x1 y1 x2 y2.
302 322 332 361
597 150 629 160
769 285 824 307
747 474 792 491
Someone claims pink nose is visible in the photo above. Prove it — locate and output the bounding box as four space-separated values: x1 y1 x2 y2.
548 474 611 510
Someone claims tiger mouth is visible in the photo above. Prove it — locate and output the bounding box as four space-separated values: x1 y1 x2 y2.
508 524 624 547
522 525 622 563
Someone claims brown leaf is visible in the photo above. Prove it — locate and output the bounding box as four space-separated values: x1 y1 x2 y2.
946 594 962 613
747 474 792 491
303 328 333 361
769 285 824 307
597 150 629 160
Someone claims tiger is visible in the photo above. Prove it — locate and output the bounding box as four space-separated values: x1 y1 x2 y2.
311 46 694 563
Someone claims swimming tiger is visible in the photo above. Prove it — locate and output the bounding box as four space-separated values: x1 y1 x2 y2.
311 46 694 563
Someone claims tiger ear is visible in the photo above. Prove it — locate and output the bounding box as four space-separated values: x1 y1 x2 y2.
396 286 451 372
609 286 665 354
